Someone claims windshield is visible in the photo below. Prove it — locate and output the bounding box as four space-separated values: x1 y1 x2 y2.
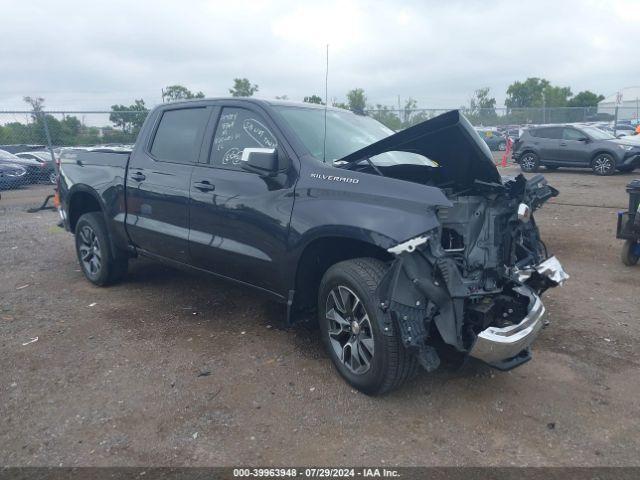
0 149 19 160
582 126 615 140
276 106 437 167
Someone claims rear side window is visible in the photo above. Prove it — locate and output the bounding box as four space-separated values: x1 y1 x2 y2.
531 127 562 139
209 107 278 171
150 108 209 163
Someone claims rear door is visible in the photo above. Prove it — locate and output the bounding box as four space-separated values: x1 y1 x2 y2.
558 127 591 166
188 104 297 296
125 106 211 263
532 127 562 161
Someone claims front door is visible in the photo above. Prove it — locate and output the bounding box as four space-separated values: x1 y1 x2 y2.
557 127 592 166
126 106 210 263
188 105 297 296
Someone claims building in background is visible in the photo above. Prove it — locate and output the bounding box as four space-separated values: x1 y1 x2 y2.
598 86 640 121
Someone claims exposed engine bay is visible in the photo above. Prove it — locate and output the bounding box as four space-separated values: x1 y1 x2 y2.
333 110 568 372
372 172 568 372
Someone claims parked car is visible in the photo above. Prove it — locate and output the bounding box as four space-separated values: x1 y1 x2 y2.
0 162 28 190
505 128 522 143
512 125 640 175
16 151 58 184
475 128 507 151
0 149 45 184
613 124 637 137
57 100 567 395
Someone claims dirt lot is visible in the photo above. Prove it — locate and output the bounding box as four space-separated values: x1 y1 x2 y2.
1 165 639 467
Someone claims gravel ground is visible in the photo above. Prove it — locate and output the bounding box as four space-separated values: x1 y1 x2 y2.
1 165 639 467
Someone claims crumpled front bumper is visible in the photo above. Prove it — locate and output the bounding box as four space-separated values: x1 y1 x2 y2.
469 286 545 366
469 256 568 368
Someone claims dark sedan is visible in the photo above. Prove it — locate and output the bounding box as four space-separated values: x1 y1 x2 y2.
475 128 507 151
0 162 28 190
0 149 46 184
16 151 58 184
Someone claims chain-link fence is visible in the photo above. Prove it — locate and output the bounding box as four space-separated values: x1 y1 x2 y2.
365 106 640 129
1 106 638 193
0 110 149 193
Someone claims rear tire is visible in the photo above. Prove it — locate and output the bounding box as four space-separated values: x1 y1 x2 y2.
591 154 616 176
621 240 639 266
75 212 128 286
519 152 539 173
318 258 417 395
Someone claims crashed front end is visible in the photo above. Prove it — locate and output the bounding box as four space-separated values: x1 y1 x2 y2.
377 174 569 371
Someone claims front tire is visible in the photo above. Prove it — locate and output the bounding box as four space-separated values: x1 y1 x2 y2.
519 152 539 173
621 240 639 266
591 154 616 176
75 212 128 286
497 141 506 151
318 258 417 395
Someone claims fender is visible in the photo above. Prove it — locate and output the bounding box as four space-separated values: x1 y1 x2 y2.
64 183 130 253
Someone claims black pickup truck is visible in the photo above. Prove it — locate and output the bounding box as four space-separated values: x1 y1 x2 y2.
58 99 568 394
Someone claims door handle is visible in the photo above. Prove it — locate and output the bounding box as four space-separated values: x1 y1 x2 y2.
130 171 146 182
559 142 567 146
193 181 215 191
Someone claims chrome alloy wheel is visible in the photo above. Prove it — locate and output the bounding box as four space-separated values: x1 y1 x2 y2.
593 155 614 175
325 285 375 375
521 154 536 170
78 225 102 276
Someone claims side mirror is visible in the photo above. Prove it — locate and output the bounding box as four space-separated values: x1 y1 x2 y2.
241 148 278 176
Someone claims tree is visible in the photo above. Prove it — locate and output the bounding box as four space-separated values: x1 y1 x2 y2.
468 87 497 125
368 104 402 130
505 78 550 108
543 85 572 107
109 99 148 134
303 95 324 105
229 78 259 97
568 90 605 107
346 88 366 115
23 96 45 121
505 77 574 109
162 85 205 102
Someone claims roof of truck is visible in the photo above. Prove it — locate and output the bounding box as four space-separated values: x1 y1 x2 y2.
158 97 347 112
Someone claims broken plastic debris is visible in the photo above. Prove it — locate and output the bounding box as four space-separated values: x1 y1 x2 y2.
88 302 97 307
241 331 246 335
16 284 30 290
22 337 38 346
192 432 198 439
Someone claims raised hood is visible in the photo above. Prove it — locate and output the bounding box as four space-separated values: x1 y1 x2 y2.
337 110 502 189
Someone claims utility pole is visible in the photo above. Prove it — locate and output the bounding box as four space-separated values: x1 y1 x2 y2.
542 91 546 124
614 91 622 137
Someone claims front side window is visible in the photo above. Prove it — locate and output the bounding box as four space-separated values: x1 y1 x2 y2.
150 108 209 163
210 108 278 170
563 128 585 141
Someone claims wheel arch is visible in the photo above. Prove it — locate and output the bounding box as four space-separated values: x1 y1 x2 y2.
590 149 618 165
67 186 105 233
290 234 393 321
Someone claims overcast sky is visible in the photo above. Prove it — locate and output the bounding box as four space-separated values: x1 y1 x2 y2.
1 0 639 112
